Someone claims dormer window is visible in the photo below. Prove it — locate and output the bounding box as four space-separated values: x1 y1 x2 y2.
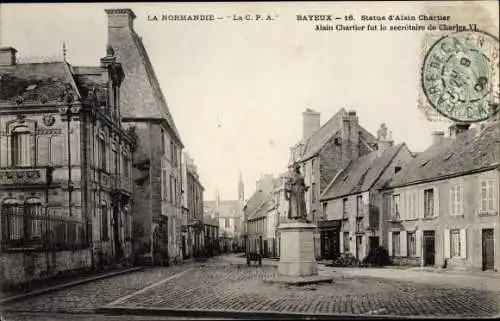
11 126 33 167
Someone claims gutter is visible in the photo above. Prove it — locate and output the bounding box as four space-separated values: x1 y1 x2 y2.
380 164 500 190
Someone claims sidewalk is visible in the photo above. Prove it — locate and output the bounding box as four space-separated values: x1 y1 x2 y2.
0 266 145 305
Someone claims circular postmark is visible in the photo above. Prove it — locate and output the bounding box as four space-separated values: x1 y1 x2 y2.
422 30 499 123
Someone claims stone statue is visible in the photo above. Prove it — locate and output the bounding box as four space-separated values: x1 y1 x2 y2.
285 164 309 222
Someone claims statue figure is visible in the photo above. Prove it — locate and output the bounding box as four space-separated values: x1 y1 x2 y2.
106 44 115 57
377 123 388 141
285 164 309 222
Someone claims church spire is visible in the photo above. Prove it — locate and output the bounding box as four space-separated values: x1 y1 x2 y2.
238 170 244 203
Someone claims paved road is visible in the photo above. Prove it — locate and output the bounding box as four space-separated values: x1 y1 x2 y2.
107 264 500 317
2 256 500 319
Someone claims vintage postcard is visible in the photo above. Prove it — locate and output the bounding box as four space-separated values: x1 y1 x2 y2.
0 1 499 320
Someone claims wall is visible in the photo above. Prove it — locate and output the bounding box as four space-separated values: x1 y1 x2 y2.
383 169 500 271
1 249 92 288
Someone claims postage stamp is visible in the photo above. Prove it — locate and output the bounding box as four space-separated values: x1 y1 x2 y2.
421 30 499 123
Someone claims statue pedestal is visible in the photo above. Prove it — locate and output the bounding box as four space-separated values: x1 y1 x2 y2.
264 221 333 286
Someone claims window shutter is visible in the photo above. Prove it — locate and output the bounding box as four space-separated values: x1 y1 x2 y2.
418 190 425 218
400 230 408 257
399 193 406 220
444 228 450 259
459 185 464 215
0 136 8 167
415 229 422 258
433 187 439 217
388 231 393 256
460 229 467 259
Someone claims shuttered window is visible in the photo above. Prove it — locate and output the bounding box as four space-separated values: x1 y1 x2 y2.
407 232 417 257
450 229 460 257
392 231 400 256
480 180 496 212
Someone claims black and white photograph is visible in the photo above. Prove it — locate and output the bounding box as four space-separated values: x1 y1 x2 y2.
0 1 499 320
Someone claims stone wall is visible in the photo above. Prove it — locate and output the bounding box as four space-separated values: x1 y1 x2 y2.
1 249 92 288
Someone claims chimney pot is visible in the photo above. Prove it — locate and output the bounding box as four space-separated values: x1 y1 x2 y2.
0 47 17 66
105 8 136 30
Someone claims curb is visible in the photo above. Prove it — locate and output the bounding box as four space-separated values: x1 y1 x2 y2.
96 306 497 320
0 266 145 305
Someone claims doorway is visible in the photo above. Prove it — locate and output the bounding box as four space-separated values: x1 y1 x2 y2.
369 236 380 253
356 235 363 260
482 229 494 271
423 231 435 266
112 205 123 261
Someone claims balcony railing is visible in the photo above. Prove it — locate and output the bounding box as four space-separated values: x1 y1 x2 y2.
0 167 50 186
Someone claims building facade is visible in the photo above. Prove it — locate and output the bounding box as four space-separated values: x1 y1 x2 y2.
104 9 184 264
319 126 413 261
182 152 204 258
0 46 133 287
289 109 378 258
381 123 499 272
204 174 245 253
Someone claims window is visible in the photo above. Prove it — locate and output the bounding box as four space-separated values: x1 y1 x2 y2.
450 229 460 257
480 180 495 212
124 157 130 178
174 178 178 206
356 195 363 217
225 218 230 228
392 231 401 256
342 198 348 218
99 138 106 170
392 194 400 219
112 150 118 174
311 183 317 202
343 232 350 253
450 184 463 216
424 189 434 218
169 175 174 203
25 198 43 239
101 202 108 240
170 141 175 164
406 193 417 219
11 127 32 166
322 202 327 219
407 232 416 257
356 218 363 233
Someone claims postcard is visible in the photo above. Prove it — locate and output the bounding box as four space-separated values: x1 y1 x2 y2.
0 2 499 320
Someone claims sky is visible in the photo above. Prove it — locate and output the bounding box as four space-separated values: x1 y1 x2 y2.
1 2 498 201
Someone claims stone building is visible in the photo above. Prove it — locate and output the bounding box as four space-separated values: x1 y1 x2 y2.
319 125 413 261
0 45 133 287
381 122 499 271
182 152 204 258
204 174 245 252
104 9 184 264
203 215 219 257
289 108 378 258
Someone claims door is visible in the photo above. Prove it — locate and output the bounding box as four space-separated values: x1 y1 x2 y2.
423 231 435 266
482 229 494 271
356 236 363 260
369 236 380 253
181 235 186 259
112 205 123 261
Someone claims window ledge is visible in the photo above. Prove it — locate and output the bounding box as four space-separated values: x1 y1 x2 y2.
422 216 437 221
449 214 465 218
479 211 498 217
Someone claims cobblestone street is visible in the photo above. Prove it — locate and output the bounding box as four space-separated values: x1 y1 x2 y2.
2 257 500 319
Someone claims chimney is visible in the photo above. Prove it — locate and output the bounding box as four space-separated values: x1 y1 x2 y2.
105 8 136 30
303 109 321 139
0 47 17 66
431 131 445 145
341 110 360 162
376 123 394 156
448 123 471 138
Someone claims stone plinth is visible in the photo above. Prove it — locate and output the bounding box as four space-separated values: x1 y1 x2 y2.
277 221 318 277
264 221 333 286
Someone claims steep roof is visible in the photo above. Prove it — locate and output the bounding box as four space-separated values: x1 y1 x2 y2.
245 178 279 220
107 13 183 146
0 62 82 103
321 143 407 200
386 122 499 188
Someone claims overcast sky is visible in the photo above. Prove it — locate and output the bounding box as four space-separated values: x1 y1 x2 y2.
1 2 498 201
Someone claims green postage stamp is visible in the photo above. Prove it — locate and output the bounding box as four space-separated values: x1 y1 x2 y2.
421 30 499 123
